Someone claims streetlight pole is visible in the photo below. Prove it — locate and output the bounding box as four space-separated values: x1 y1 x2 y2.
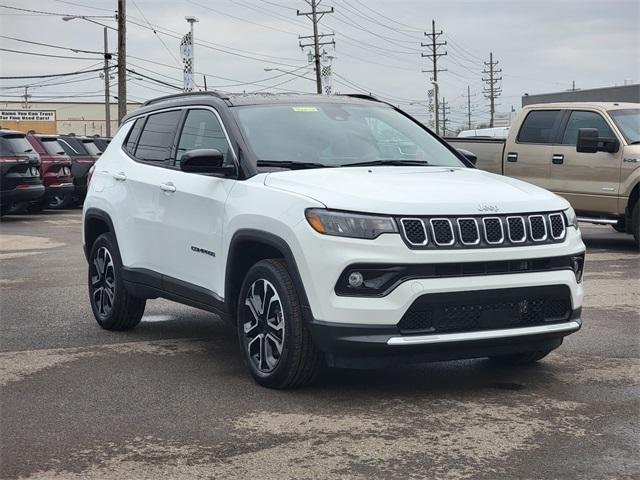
185 16 199 85
117 0 127 124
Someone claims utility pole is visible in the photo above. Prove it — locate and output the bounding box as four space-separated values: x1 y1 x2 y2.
117 0 126 124
440 97 451 136
103 27 111 137
463 85 476 130
421 19 447 135
482 52 502 128
22 86 31 109
297 0 334 94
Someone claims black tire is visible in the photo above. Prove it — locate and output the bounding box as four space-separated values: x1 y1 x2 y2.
632 202 640 249
88 232 146 330
47 193 74 209
26 199 45 213
611 222 626 233
237 259 322 389
489 349 552 365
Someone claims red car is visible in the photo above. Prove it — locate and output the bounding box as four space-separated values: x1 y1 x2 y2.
25 133 74 210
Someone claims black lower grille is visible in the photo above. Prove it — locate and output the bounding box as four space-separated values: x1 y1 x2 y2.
398 286 572 334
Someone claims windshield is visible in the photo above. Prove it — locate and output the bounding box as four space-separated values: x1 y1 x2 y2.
40 138 66 155
609 109 640 144
234 103 464 168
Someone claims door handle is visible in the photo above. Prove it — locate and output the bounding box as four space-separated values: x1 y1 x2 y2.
552 154 564 165
506 152 518 162
111 171 127 181
159 182 176 193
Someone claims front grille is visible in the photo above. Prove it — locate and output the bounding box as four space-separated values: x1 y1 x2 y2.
400 219 427 245
549 213 566 240
398 286 572 334
529 215 547 241
430 219 454 245
398 212 566 249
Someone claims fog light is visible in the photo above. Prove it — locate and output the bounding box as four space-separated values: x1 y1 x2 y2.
570 255 585 283
348 271 364 288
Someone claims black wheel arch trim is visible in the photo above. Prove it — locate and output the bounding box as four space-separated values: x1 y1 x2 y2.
225 229 313 321
83 208 118 262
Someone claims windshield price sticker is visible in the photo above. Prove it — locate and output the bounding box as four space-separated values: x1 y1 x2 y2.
292 106 318 112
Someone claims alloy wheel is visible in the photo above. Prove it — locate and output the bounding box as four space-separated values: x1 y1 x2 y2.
91 246 116 318
242 278 285 373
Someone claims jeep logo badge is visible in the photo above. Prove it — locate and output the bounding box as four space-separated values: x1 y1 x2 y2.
477 204 499 212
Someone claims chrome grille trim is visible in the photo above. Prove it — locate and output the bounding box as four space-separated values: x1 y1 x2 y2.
482 217 504 244
549 213 566 240
528 215 548 241
456 218 480 245
429 218 455 246
506 216 527 243
400 218 428 246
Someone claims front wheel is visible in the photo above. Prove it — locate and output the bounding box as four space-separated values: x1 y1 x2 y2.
88 232 146 330
632 202 639 249
237 259 322 389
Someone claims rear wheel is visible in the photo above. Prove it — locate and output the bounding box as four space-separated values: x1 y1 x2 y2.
489 349 552 365
48 193 74 209
237 259 322 389
88 233 146 330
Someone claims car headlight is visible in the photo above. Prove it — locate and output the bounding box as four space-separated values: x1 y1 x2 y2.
564 206 578 228
305 209 398 239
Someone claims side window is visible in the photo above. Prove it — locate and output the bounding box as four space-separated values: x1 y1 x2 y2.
176 109 232 165
561 111 614 145
517 110 561 144
124 117 144 155
134 110 182 162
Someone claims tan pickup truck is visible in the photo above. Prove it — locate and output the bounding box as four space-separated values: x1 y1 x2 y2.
448 102 640 247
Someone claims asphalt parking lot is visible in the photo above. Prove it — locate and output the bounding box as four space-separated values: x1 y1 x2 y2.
0 210 638 480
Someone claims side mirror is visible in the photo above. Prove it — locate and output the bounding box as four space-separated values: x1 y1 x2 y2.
577 128 620 154
179 148 235 175
456 148 477 166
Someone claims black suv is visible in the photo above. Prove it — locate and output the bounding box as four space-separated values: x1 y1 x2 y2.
0 129 44 216
57 134 101 206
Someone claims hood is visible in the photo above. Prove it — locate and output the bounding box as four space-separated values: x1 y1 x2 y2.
264 167 569 215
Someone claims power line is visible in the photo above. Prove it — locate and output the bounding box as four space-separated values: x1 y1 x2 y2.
0 47 103 60
0 66 110 80
130 0 181 67
0 35 111 55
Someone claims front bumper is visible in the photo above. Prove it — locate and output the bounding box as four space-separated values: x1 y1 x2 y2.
310 313 581 368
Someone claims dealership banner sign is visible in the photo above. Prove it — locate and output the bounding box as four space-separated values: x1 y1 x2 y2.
0 110 56 121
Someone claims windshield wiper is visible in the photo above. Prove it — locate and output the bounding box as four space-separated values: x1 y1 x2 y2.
340 159 430 167
257 160 330 170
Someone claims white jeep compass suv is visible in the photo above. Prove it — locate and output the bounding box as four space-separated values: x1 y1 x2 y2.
82 92 585 388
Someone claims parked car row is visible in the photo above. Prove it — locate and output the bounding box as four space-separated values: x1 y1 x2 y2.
0 129 110 216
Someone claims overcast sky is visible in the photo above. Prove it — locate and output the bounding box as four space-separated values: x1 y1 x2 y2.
1 0 638 128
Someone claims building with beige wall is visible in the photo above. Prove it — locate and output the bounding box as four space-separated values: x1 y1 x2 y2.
0 101 141 136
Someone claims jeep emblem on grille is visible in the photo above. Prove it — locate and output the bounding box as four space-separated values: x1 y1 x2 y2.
477 203 499 212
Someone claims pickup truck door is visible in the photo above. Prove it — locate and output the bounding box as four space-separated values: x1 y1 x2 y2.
503 109 562 190
548 109 622 214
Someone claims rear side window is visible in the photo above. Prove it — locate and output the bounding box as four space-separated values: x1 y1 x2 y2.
176 109 231 165
40 138 66 155
134 110 182 162
124 118 144 155
517 110 561 144
561 110 614 145
82 140 102 156
0 135 33 155
59 137 88 155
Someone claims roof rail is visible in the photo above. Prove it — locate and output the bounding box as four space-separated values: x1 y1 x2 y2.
337 93 381 103
142 90 229 106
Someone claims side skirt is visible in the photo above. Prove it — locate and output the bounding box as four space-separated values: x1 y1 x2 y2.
121 267 232 321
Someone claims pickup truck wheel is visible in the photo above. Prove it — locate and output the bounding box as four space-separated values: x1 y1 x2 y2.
632 202 640 249
88 233 146 330
238 259 322 389
489 349 552 365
